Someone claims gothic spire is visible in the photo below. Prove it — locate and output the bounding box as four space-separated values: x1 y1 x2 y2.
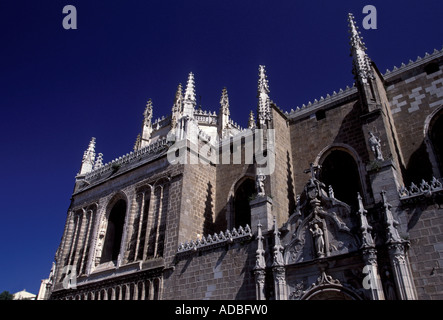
78 137 96 175
257 65 272 128
218 87 231 138
139 99 153 149
219 87 230 117
133 134 141 151
144 99 153 125
254 222 266 270
183 72 196 117
171 83 183 129
348 13 374 84
248 110 256 129
380 190 402 243
357 192 375 248
94 153 103 170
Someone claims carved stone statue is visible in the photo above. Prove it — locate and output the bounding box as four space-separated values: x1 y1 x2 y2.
94 221 107 266
310 223 325 258
256 174 266 197
368 131 384 161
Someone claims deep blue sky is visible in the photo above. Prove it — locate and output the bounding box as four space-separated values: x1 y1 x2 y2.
0 1 441 296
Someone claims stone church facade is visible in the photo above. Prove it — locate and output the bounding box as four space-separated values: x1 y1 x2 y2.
44 14 443 300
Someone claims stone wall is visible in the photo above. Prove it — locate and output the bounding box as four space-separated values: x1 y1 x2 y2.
178 159 217 244
401 202 443 299
164 241 256 300
270 106 296 227
386 59 443 185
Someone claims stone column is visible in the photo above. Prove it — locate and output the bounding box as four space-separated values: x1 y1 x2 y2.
125 284 130 300
381 191 417 300
253 222 267 300
55 210 75 282
388 243 417 300
134 191 146 261
133 283 138 300
362 248 385 300
271 217 287 300
139 282 146 300
272 267 287 300
79 209 93 275
254 270 266 300
66 212 81 269
143 186 155 260
357 192 385 300
153 184 167 258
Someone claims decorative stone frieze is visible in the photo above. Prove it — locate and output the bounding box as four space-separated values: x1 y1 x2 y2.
177 225 252 254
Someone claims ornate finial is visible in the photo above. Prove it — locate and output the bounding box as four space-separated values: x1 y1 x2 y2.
257 65 272 127
272 217 285 267
304 162 321 181
357 192 366 214
87 137 96 153
254 222 266 270
248 110 256 129
380 190 402 243
144 99 153 125
218 87 231 138
139 100 154 148
258 65 270 94
94 153 103 170
183 72 196 117
357 193 374 248
184 72 196 102
79 137 96 175
172 83 183 112
220 87 230 116
171 83 183 129
133 134 141 151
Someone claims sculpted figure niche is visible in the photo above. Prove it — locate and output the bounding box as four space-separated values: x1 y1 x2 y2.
368 132 384 161
256 174 266 197
310 223 325 258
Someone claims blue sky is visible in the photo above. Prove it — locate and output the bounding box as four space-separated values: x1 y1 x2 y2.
0 1 442 296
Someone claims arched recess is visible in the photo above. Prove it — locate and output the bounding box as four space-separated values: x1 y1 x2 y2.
232 177 256 229
315 145 366 210
301 285 362 300
101 195 128 264
424 105 443 179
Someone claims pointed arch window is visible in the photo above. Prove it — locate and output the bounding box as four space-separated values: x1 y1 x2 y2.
101 199 127 264
233 178 256 228
319 150 363 210
429 110 443 176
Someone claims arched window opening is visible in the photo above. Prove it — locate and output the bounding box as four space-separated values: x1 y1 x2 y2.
319 150 363 210
430 112 443 176
101 199 127 264
233 178 256 228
